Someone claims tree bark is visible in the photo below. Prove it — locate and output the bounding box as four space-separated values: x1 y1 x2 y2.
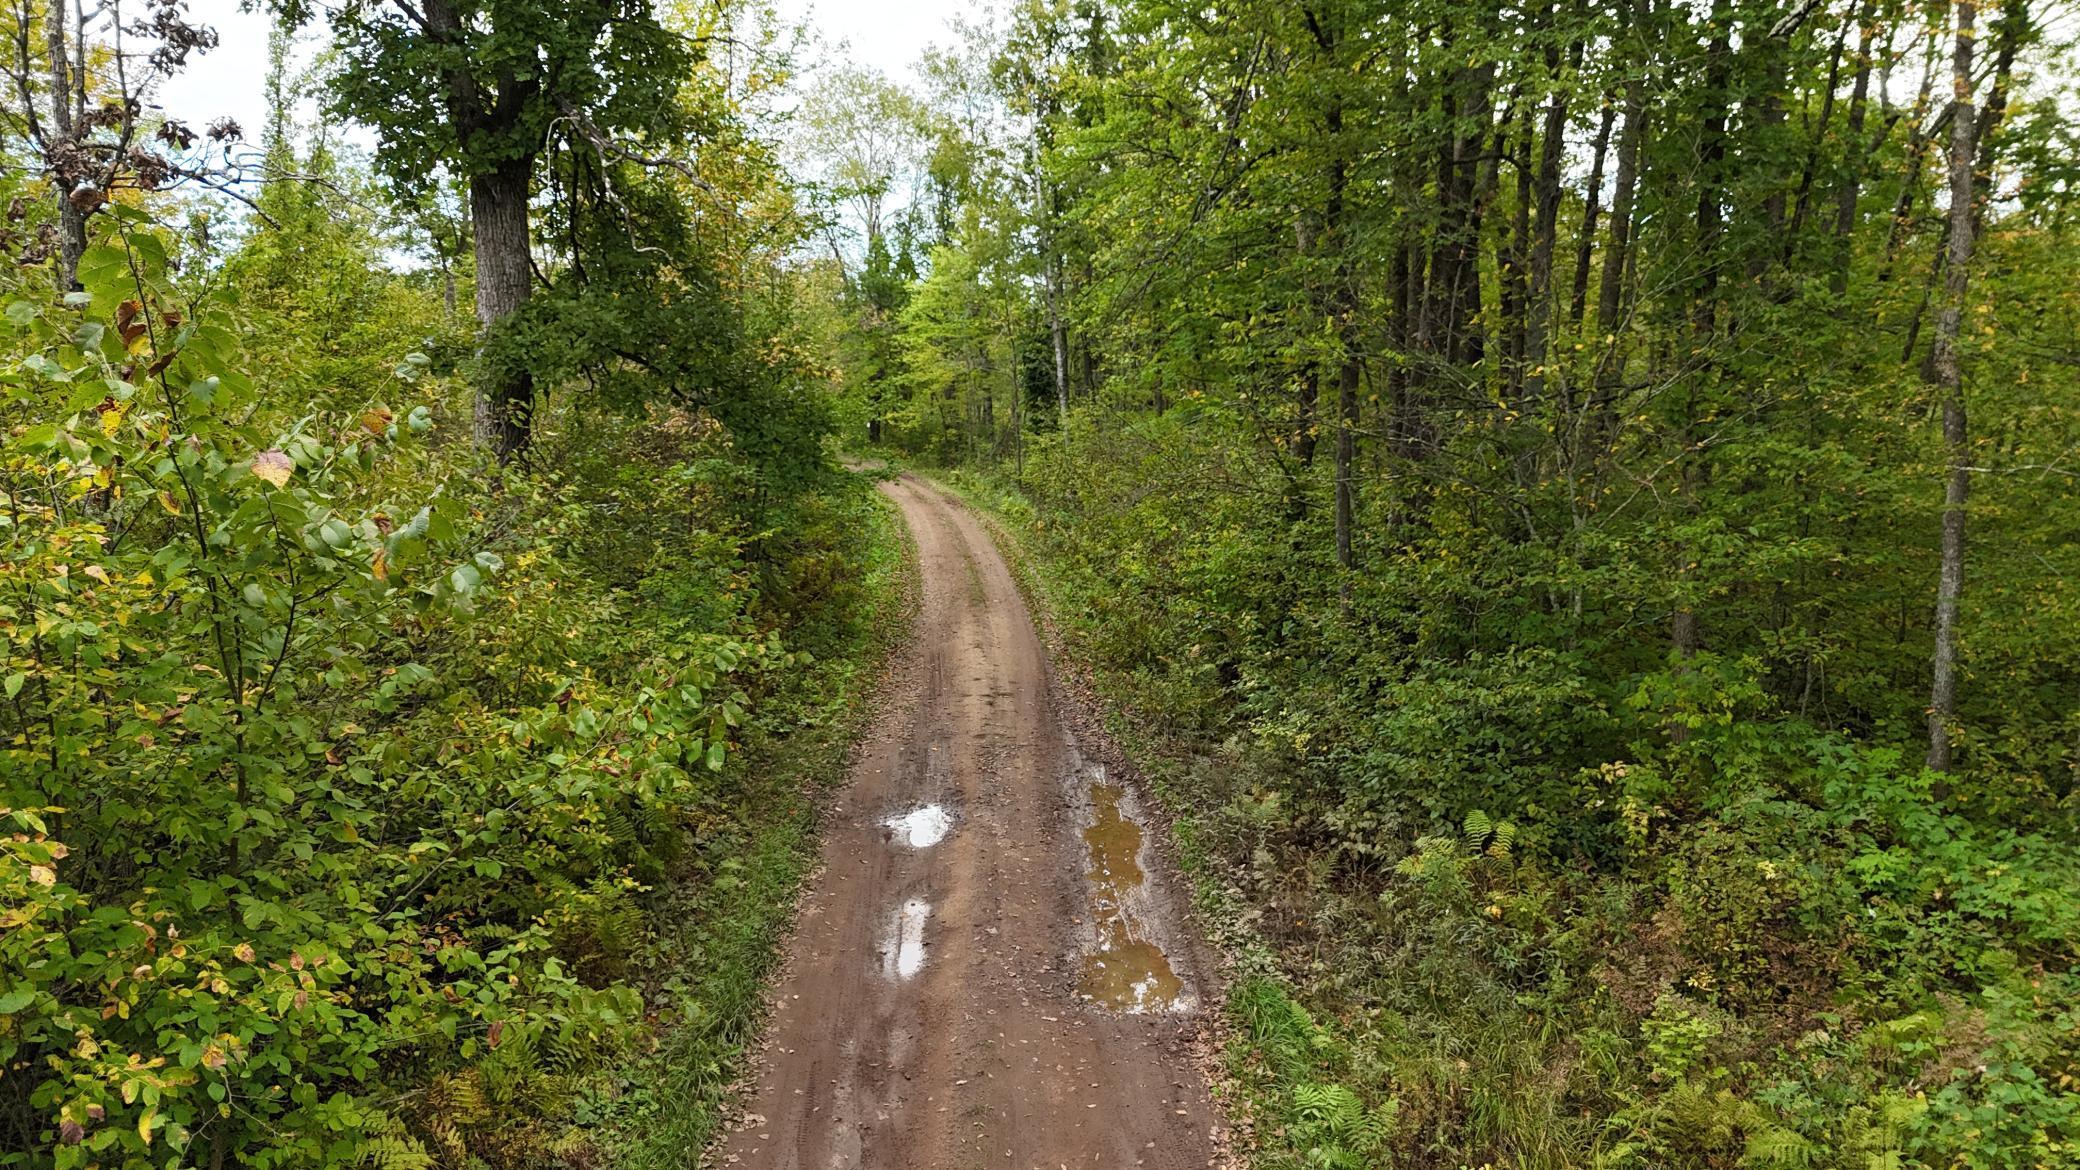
1334 351 1357 571
45 0 85 289
1786 5 1855 262
1596 69 1645 362
1294 367 1319 468
1500 92 1531 394
1307 7 1360 569
1329 119 1355 568
470 156 536 462
1829 14 1878 298
1569 101 1615 329
1425 53 1495 370
1693 4 1731 339
1046 252 1070 430
1925 0 1978 774
1388 234 1420 465
1878 59 1941 283
1292 217 1319 472
1524 28 1572 407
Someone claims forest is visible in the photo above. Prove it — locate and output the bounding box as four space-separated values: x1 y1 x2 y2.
2 0 2077 1167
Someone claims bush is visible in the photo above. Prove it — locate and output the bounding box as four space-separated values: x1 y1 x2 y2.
0 213 863 1167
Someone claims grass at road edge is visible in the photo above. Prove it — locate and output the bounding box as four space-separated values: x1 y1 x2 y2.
602 474 914 1170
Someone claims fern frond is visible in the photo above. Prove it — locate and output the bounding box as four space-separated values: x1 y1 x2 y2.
1488 819 1518 858
356 1113 433 1170
1743 1123 1819 1169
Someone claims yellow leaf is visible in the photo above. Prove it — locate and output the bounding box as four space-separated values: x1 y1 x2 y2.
83 565 110 585
28 865 55 887
251 450 293 489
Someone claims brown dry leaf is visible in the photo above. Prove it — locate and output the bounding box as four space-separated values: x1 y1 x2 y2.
360 407 394 436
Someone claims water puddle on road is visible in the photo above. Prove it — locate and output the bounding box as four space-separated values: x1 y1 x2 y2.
881 898 931 980
883 804 954 849
1077 775 1186 1012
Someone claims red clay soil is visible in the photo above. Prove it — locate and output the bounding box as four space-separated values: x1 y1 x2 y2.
714 473 1223 1170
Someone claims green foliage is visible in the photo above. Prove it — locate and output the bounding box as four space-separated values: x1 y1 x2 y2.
872 0 2080 1160
308 0 689 197
1 101 881 1169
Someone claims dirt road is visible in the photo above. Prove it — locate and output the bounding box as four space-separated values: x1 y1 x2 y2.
716 473 1221 1170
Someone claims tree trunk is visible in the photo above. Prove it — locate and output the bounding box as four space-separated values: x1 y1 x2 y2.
1047 254 1070 430
1878 61 1941 283
1334 355 1357 571
1595 71 1645 363
1294 367 1319 468
1387 234 1420 464
1786 7 1855 262
1309 10 1360 571
1328 104 1357 569
1292 216 1319 472
1693 5 1731 339
1502 91 1532 395
1524 30 1571 407
1966 0 2026 237
1569 101 1615 329
1925 0 1978 774
1426 55 1495 370
45 0 86 290
470 156 536 462
1829 15 1878 298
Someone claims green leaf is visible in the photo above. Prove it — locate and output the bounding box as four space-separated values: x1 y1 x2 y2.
3 672 24 699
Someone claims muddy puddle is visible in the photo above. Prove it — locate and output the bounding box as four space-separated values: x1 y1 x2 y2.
883 804 954 849
880 898 931 980
1076 771 1186 1012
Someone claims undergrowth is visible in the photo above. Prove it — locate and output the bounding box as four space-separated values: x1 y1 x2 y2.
935 461 2080 1170
600 477 908 1168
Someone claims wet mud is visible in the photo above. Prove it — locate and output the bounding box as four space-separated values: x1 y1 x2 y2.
715 473 1219 1170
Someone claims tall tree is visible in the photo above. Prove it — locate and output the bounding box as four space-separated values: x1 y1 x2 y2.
1923 0 1980 773
286 0 695 461
1 0 223 287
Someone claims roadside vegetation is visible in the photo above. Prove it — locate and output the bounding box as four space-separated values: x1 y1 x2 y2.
0 3 900 1167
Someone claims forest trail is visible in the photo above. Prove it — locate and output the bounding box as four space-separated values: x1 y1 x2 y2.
716 473 1222 1169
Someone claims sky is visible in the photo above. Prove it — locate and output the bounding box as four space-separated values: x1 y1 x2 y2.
157 0 987 145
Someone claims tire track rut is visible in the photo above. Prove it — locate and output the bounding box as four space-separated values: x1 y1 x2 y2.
715 473 1220 1170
